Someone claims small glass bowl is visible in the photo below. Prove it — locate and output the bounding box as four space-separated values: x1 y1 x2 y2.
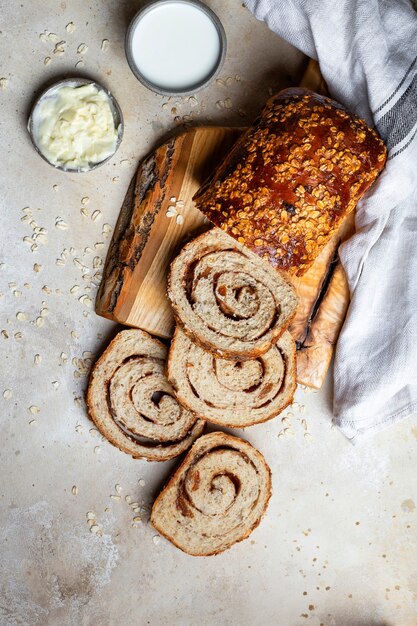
125 0 227 96
27 77 124 173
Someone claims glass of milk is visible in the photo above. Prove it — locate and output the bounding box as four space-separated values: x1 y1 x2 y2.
125 0 227 95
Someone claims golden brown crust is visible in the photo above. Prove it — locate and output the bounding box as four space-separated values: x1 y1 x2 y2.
193 88 387 276
150 432 272 556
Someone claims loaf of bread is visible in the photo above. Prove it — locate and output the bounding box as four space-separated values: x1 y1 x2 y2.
151 431 272 555
193 88 386 276
167 228 298 359
86 329 204 461
168 326 296 427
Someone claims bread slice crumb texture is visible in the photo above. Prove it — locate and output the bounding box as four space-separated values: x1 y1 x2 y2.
86 329 204 461
168 228 298 359
151 432 272 555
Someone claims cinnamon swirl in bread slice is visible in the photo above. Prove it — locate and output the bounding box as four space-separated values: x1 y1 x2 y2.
167 228 298 360
167 326 296 427
151 431 272 555
87 329 204 461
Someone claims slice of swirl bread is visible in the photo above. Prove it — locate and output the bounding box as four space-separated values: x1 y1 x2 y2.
87 329 204 461
167 228 298 360
168 326 296 428
151 431 272 556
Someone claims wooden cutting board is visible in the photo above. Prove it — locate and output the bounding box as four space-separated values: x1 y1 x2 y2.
96 60 352 388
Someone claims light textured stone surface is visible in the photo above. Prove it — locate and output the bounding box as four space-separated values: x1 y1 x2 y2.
1 1 417 625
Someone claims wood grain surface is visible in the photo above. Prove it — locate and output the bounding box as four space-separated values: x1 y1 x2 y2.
96 60 352 388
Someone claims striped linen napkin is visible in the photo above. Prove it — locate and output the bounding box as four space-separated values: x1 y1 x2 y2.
245 0 417 441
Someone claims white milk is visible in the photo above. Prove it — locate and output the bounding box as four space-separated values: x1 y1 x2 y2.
130 2 221 91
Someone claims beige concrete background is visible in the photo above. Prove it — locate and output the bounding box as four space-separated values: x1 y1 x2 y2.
1 1 417 625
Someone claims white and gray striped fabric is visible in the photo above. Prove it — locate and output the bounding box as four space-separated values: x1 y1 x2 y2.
245 0 417 441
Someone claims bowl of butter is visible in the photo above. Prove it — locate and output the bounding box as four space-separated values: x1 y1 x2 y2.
28 78 123 172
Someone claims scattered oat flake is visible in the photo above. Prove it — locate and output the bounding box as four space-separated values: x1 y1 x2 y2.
16 312 26 321
77 43 88 55
52 381 60 389
91 210 101 222
72 485 78 496
34 354 41 364
133 517 142 523
3 389 12 400
47 32 59 43
75 60 84 69
94 242 105 250
0 78 8 90
66 22 75 33
224 98 232 109
14 332 23 340
101 39 109 52
112 176 119 184
153 535 160 545
304 432 313 440
86 511 95 520
166 207 177 218
44 57 52 66
29 406 40 414
33 263 42 272
1 330 9 339
55 218 69 230
170 196 176 202
75 424 83 433
110 494 121 501
115 484 122 493
176 214 184 225
80 207 89 217
120 159 130 167
53 184 59 192
71 330 79 339
60 352 68 363
94 446 101 454
35 316 44 327
79 294 92 308
53 42 66 55
90 525 100 534
138 478 145 487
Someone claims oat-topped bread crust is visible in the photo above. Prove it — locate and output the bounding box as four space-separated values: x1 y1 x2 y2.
86 329 204 461
151 431 272 556
193 88 387 276
168 326 296 427
167 228 298 359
